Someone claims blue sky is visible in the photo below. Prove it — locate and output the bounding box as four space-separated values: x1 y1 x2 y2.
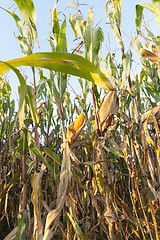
0 0 158 103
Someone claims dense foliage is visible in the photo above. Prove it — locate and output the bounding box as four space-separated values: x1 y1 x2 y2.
0 1 160 239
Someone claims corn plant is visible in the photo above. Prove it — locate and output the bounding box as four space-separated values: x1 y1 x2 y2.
0 0 160 240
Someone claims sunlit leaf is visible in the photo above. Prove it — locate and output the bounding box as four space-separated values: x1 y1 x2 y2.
14 0 39 47
0 61 26 128
0 7 32 55
0 52 114 90
84 8 93 60
153 0 160 30
135 4 153 35
107 12 124 51
70 14 86 40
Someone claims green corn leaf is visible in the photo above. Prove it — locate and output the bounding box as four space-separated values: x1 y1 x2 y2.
67 213 84 240
70 14 86 40
153 0 160 30
107 12 124 51
0 7 32 56
146 86 160 102
0 52 114 90
16 211 28 240
52 4 60 45
14 0 39 47
135 4 143 35
50 71 62 116
109 54 119 79
92 27 104 66
135 4 153 35
28 132 54 174
14 0 36 25
0 61 26 129
112 0 121 28
56 18 67 53
44 147 62 166
26 85 39 124
18 130 28 156
84 8 93 60
52 4 68 97
146 28 160 49
122 49 132 78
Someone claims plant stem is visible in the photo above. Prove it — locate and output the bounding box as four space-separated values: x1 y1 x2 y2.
32 68 39 171
91 83 101 136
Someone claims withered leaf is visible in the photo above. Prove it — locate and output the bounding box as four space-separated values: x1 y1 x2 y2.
99 90 119 132
139 48 160 63
141 105 160 124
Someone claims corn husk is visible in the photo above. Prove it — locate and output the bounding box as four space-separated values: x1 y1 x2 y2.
99 91 119 132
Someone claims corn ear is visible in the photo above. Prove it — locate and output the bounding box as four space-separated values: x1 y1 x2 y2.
74 113 84 131
67 114 85 143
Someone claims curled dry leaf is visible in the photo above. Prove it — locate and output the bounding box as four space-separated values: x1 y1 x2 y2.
99 91 119 132
140 48 160 77
141 105 160 124
43 141 71 240
104 208 116 223
139 48 160 63
118 110 131 124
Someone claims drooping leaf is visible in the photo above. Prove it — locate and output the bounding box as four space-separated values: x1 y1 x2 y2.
44 147 62 166
0 61 26 128
146 28 160 49
0 52 114 90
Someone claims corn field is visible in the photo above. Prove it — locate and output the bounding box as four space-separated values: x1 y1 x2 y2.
0 0 160 239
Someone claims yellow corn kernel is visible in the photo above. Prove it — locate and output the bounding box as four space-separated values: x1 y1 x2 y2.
74 113 84 131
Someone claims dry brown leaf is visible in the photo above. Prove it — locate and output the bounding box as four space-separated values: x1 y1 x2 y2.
31 164 45 240
99 91 119 132
4 227 17 240
139 48 160 63
43 140 71 240
104 208 116 223
141 105 160 124
118 110 131 124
